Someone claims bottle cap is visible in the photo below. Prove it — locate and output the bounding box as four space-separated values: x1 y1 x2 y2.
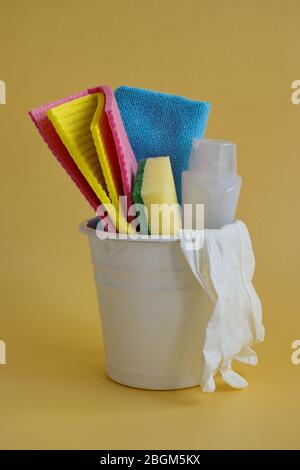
189 139 237 182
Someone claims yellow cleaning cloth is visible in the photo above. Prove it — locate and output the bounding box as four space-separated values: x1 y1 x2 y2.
47 93 132 234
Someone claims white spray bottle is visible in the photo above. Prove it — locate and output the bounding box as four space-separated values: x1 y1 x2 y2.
182 139 242 229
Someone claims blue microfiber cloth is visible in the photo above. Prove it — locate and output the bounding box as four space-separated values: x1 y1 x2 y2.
115 86 211 201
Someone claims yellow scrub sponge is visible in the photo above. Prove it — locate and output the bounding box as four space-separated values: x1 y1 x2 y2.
133 157 182 236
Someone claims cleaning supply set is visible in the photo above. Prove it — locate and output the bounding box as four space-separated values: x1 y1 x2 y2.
29 85 264 392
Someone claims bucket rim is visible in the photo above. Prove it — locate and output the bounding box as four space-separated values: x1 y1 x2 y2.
79 219 181 243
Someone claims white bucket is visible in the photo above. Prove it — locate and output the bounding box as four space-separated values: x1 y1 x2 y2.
80 220 213 390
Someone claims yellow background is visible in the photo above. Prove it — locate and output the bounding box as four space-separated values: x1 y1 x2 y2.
0 0 300 450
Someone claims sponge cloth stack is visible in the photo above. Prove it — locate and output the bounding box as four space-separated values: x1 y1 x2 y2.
47 92 135 234
133 157 181 236
115 86 210 201
29 85 137 222
47 93 110 207
29 89 100 210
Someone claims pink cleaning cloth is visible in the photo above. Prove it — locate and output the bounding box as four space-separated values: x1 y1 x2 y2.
29 86 137 210
90 85 137 207
29 89 100 209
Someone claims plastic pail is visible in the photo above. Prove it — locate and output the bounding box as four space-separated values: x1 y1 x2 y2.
80 220 212 390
